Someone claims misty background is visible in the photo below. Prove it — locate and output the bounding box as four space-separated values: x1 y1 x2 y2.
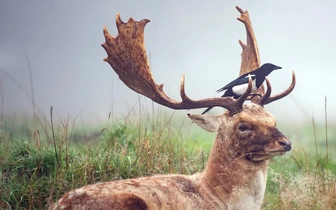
1 0 335 125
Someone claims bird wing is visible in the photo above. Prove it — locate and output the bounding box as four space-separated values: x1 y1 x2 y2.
216 74 256 93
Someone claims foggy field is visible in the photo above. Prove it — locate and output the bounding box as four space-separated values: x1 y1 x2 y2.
0 110 335 209
1 1 336 209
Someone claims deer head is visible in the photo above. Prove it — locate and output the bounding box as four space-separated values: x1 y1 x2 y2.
51 6 295 210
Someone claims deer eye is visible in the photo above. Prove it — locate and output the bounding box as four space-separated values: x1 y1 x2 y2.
238 124 248 132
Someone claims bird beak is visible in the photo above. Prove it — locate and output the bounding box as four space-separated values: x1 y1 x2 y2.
275 65 282 70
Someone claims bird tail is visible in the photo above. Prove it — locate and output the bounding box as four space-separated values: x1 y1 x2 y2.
201 107 213 115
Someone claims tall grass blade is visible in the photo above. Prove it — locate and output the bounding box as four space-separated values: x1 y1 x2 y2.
324 96 328 165
25 53 36 123
50 106 58 164
312 116 319 168
0 80 3 121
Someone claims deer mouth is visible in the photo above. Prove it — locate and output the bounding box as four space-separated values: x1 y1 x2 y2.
270 151 287 156
247 149 289 161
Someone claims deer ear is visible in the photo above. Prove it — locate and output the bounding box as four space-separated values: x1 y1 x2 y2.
187 113 223 132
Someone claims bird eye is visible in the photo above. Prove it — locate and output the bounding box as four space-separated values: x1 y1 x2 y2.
238 124 248 132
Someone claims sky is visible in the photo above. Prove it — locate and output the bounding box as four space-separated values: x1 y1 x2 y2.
1 0 335 125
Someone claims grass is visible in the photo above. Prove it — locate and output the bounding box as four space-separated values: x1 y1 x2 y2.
0 110 206 209
262 120 336 210
0 109 335 209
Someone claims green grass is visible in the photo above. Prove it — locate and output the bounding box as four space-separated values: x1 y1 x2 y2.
0 112 335 209
263 122 336 210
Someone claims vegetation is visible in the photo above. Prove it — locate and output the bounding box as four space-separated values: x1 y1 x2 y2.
0 110 335 209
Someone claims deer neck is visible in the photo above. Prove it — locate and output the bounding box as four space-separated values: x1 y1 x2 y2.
200 133 269 209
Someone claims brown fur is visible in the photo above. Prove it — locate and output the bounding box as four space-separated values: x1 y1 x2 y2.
51 104 291 210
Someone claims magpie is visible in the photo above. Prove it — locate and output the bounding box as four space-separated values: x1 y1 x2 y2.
202 63 282 114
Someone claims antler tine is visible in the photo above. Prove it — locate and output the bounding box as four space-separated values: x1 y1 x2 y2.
235 75 252 115
102 14 252 114
264 71 296 105
236 6 260 76
257 77 272 106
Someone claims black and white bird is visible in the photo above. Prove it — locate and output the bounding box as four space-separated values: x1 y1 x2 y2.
202 63 282 114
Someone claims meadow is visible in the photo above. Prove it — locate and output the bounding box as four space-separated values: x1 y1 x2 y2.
0 107 335 209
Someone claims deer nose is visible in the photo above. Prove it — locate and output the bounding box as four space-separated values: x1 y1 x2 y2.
278 140 292 151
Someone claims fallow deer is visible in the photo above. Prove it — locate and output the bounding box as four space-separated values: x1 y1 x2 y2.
51 6 296 210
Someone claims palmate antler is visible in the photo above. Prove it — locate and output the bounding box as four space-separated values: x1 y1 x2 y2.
102 8 295 115
102 13 253 115
236 6 296 104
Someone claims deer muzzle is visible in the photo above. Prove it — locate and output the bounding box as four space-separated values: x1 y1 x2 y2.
277 139 292 151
